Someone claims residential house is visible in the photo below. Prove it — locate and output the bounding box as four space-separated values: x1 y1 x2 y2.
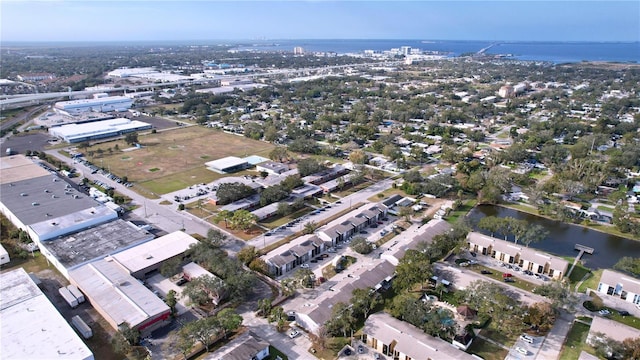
596 269 640 305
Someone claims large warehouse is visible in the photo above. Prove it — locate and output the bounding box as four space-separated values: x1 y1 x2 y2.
54 95 133 115
69 259 171 334
0 155 118 242
49 117 152 143
205 156 250 173
1 268 94 360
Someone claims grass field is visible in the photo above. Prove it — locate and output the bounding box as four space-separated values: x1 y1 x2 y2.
85 127 274 195
559 321 593 360
467 338 509 360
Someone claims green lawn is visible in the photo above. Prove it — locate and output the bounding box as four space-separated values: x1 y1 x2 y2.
444 199 477 224
567 263 592 284
467 338 508 360
259 207 315 229
559 321 593 360
578 269 602 293
268 345 289 360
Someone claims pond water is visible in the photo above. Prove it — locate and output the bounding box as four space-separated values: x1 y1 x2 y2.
467 205 640 270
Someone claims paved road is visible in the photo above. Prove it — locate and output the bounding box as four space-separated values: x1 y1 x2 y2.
246 178 394 250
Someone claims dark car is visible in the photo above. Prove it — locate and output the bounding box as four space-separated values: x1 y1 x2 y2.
504 278 515 283
176 277 188 286
481 270 493 275
358 345 364 353
470 252 477 257
619 310 631 316
343 348 352 356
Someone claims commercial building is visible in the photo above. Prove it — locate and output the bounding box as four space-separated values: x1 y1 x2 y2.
256 161 290 175
69 259 171 334
108 231 199 279
1 268 94 360
0 155 118 243
596 269 640 305
49 117 152 143
466 232 569 280
205 156 250 174
38 219 154 279
54 95 133 115
363 312 477 360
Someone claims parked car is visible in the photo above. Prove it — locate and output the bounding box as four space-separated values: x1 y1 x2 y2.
502 273 513 277
175 277 188 286
520 334 534 344
470 252 477 257
598 309 611 316
358 345 364 353
343 348 352 356
618 310 630 316
524 270 534 276
481 270 493 275
288 329 300 338
515 347 528 355
374 353 381 360
300 264 310 269
504 278 515 283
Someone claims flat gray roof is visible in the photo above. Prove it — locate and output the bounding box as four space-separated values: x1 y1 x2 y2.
1 268 94 360
1 171 103 226
40 219 154 269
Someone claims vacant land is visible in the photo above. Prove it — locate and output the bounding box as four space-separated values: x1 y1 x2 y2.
86 127 274 194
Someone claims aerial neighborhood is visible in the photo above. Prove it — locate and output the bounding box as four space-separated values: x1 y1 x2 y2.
1 39 640 360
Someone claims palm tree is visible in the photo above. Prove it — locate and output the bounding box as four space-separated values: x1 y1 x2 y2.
214 210 232 228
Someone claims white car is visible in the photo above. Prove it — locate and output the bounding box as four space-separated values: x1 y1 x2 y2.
520 334 534 344
300 264 310 269
515 347 528 355
288 329 300 339
598 309 611 316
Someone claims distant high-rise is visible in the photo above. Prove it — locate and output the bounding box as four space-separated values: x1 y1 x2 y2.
294 46 305 55
400 46 412 56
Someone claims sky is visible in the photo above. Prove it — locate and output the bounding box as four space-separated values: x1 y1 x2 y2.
1 1 639 43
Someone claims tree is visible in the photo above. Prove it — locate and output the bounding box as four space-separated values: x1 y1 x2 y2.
259 184 289 206
205 229 229 248
216 308 242 339
325 302 356 337
215 182 255 205
460 280 524 335
351 288 381 319
178 316 220 352
257 298 272 317
297 158 325 177
181 275 226 306
525 302 556 333
302 221 318 235
349 149 367 165
237 246 259 265
229 210 257 232
112 322 140 355
160 256 182 277
124 132 139 145
214 209 233 228
533 281 577 310
269 146 290 162
393 249 432 291
281 175 303 190
165 290 178 316
268 306 287 331
349 236 373 254
614 257 640 277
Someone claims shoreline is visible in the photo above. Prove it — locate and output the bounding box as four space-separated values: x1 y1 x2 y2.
492 202 640 242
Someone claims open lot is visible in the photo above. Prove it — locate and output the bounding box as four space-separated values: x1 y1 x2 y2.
84 127 275 194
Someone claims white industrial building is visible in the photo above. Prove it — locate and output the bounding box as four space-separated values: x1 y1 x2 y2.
108 231 199 279
69 259 171 334
0 155 118 243
54 95 133 115
205 156 250 173
1 268 94 360
49 117 152 143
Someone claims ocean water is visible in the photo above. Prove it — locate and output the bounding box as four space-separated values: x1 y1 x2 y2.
233 39 640 64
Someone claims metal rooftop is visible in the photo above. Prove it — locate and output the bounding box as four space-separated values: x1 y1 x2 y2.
40 219 154 270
